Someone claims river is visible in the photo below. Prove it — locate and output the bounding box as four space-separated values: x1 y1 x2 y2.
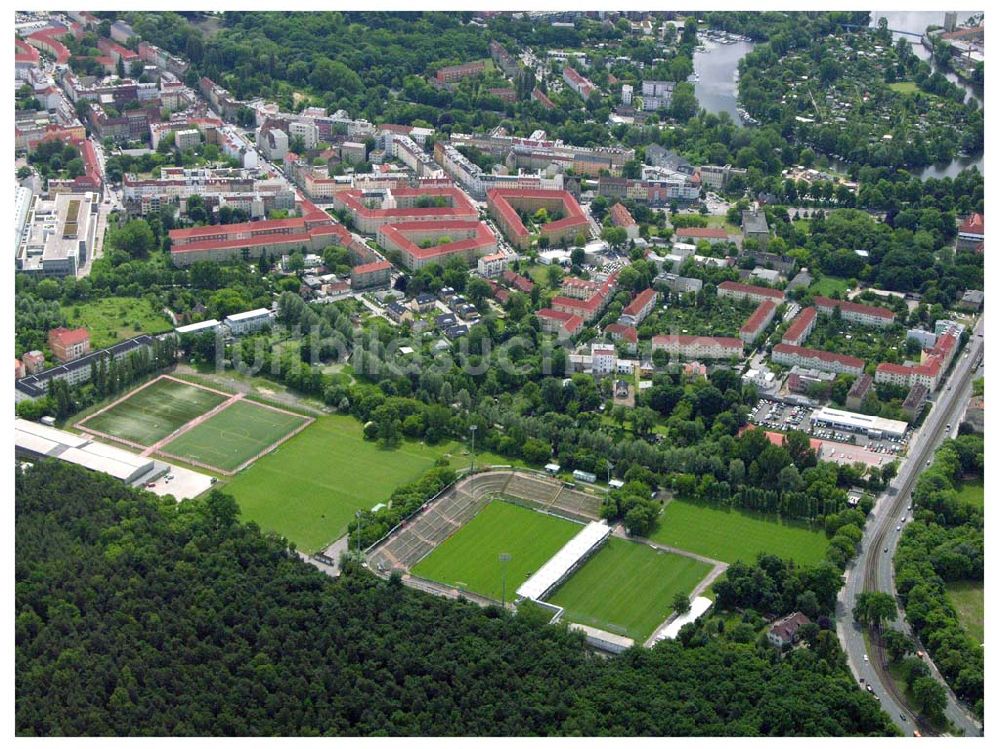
691 11 983 178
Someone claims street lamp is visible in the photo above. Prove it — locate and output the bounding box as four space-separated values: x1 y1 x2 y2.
499 552 511 608
355 510 363 558
469 424 478 474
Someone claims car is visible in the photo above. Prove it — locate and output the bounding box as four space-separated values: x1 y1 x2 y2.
900 713 908 722
896 525 902 532
926 460 931 466
884 547 889 553
866 684 874 693
863 654 869 662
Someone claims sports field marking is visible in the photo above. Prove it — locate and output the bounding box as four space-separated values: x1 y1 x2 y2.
412 500 581 602
545 537 712 642
78 375 228 446
159 398 311 473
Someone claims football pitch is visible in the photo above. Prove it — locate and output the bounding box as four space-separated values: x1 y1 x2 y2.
223 414 450 553
412 500 581 601
79 377 227 446
650 500 829 566
160 399 309 472
546 538 712 641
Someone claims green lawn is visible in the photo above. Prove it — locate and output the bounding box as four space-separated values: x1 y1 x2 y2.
547 538 711 641
888 81 919 95
80 377 226 446
223 414 456 553
650 499 829 566
956 478 983 509
412 500 580 602
808 275 853 297
161 399 309 472
946 581 984 644
704 215 741 234
65 296 173 349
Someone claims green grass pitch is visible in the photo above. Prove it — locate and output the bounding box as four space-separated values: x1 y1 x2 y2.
80 378 227 446
160 399 308 472
546 538 712 641
945 580 983 645
412 501 581 602
650 500 829 566
223 414 450 553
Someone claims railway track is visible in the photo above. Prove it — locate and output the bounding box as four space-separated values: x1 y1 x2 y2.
860 333 982 737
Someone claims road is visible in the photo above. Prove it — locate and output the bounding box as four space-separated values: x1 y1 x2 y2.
837 314 983 737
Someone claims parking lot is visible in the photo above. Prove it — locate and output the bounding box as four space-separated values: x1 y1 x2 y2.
749 399 908 466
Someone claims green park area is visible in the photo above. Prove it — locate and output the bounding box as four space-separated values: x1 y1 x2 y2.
65 297 173 349
412 500 580 602
79 377 226 446
650 499 829 566
546 538 712 641
807 275 853 297
945 581 984 645
956 479 983 509
888 81 920 95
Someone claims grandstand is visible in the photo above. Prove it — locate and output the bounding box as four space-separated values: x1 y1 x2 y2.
516 521 611 601
366 469 603 575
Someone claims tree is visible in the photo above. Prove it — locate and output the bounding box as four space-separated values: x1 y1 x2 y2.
912 677 947 718
111 220 157 259
672 592 691 615
882 629 913 662
853 591 898 628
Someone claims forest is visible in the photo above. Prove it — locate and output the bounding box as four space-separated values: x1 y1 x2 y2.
894 435 984 718
16 462 897 736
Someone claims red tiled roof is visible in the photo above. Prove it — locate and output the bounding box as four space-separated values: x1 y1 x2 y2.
959 212 984 235
782 306 817 344
740 425 823 452
337 187 477 221
48 327 89 347
502 270 534 293
353 260 392 274
623 288 656 317
532 88 556 109
813 296 895 320
537 307 584 333
487 188 588 240
741 300 777 334
15 38 40 64
652 334 742 349
676 227 729 239
380 220 496 261
772 343 864 369
719 281 785 301
170 217 307 241
610 201 637 227
605 323 638 343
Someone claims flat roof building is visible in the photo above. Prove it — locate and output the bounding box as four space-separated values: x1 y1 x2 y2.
809 406 908 439
17 191 98 277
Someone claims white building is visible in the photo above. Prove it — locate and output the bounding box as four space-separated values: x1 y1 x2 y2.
288 120 319 151
621 84 633 106
591 343 617 376
175 319 221 336
809 406 908 439
224 308 273 336
477 252 511 278
174 128 201 150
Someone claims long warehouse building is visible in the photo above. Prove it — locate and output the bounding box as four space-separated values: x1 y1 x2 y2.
809 406 908 439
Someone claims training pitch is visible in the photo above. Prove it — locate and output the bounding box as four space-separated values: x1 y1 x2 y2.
651 499 829 566
412 500 580 602
160 399 310 472
546 538 712 641
78 376 227 446
224 414 450 553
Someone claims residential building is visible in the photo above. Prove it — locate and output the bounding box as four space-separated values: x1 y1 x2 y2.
22 351 46 375
717 281 785 305
610 202 639 239
536 308 584 340
771 344 864 376
963 395 984 433
956 212 984 252
563 66 596 98
604 323 638 351
549 274 619 324
257 124 289 161
874 329 958 391
651 335 743 360
502 270 534 294
654 272 702 295
48 327 91 363
786 366 835 395
351 259 392 289
489 41 519 77
340 141 367 166
767 612 811 648
477 252 511 278
331 185 477 235
906 329 938 350
741 206 770 249
901 384 929 422
674 226 730 244
781 308 816 347
487 188 589 250
845 373 874 411
619 288 658 326
645 145 692 174
224 309 273 336
958 289 984 311
435 60 486 84
640 80 674 111
621 84 633 106
377 220 498 271
698 164 747 191
532 87 556 110
15 335 156 401
110 20 136 44
814 296 895 328
739 300 777 344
